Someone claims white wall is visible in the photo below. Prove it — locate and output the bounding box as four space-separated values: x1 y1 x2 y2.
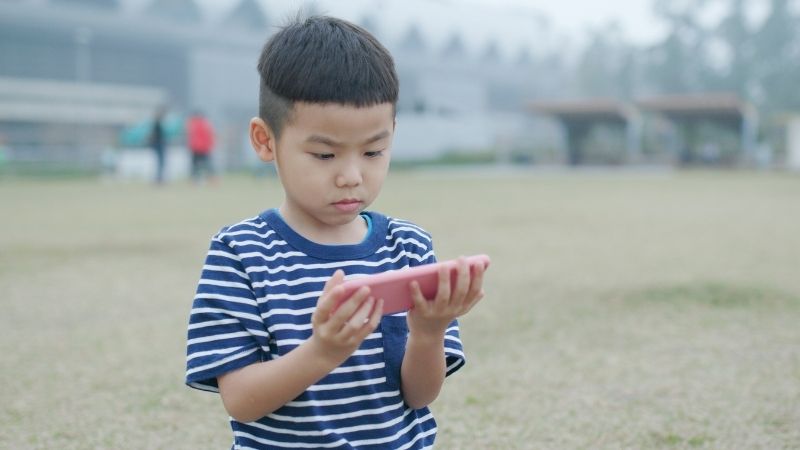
788 117 800 171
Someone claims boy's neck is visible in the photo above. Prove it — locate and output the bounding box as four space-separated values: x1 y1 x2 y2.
278 205 368 246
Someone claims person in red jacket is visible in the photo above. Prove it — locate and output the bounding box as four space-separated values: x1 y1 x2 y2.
186 110 217 184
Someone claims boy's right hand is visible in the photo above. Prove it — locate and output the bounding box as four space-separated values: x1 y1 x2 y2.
309 270 383 365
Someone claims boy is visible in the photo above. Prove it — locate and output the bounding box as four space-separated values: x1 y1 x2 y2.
185 16 486 449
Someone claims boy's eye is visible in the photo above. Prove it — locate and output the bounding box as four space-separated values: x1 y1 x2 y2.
365 150 384 158
313 153 335 160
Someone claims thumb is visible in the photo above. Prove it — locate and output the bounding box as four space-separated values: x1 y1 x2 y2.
314 270 345 322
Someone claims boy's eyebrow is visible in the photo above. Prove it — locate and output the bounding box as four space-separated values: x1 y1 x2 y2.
306 130 391 148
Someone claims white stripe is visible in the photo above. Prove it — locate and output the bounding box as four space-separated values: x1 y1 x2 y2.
268 398 400 421
388 219 430 235
237 250 308 263
387 225 431 242
259 290 321 302
253 275 329 289
187 318 239 331
207 249 242 262
202 264 249 280
447 358 464 373
233 445 260 450
230 239 289 252
218 228 276 240
275 338 382 351
198 279 250 290
284 388 395 408
194 293 258 307
330 361 384 374
446 348 465 360
262 306 315 319
187 330 266 346
233 431 346 448
395 423 437 450
445 335 461 345
190 307 261 324
269 322 312 332
350 411 435 447
306 376 387 393
245 252 431 276
374 237 429 253
187 381 219 393
186 345 241 362
186 347 259 376
245 402 413 438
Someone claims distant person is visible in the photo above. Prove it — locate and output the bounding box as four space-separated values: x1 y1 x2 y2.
149 105 168 184
186 110 217 184
184 16 487 449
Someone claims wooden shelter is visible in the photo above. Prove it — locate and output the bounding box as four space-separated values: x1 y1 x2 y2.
530 98 642 165
637 93 758 164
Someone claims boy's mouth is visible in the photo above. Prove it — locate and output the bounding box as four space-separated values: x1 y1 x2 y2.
332 199 362 213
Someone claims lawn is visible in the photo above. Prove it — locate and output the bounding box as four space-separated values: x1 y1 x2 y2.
1 169 799 449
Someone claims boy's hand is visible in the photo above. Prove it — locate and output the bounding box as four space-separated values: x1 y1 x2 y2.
309 270 383 365
407 257 486 338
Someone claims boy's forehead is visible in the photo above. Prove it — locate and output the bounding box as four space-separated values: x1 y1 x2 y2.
286 102 395 130
292 101 394 115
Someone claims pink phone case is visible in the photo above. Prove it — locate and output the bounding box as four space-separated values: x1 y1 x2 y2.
338 254 491 315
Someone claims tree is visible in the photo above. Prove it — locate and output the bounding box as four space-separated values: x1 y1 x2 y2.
575 22 639 99
716 0 754 97
645 0 715 93
752 0 800 112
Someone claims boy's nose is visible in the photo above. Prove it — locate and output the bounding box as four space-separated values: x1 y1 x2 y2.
335 164 363 188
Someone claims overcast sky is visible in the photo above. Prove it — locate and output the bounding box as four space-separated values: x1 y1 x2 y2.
187 0 667 56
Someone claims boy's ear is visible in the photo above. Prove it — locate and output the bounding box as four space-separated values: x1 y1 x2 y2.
250 117 276 162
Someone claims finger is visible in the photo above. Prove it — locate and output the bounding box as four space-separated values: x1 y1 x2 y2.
313 270 345 320
452 257 471 307
329 286 371 329
339 296 375 337
464 262 486 306
462 289 486 315
352 298 383 343
435 264 451 304
371 298 384 325
409 280 428 312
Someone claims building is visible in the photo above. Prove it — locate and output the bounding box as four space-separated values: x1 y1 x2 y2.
0 0 546 175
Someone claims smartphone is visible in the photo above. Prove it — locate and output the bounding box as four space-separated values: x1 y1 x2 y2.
338 254 491 315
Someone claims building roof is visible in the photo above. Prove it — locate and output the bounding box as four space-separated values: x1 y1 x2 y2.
636 93 753 118
0 77 165 124
530 98 635 121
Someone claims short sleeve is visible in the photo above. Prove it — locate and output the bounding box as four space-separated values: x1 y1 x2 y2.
443 319 465 376
405 228 466 376
185 234 269 392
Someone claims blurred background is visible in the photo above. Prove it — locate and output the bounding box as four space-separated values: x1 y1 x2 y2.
2 2 800 449
1 0 799 179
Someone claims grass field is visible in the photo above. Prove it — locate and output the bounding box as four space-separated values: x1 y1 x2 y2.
1 169 799 449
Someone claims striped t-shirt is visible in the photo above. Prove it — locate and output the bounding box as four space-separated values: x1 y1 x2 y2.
186 209 465 449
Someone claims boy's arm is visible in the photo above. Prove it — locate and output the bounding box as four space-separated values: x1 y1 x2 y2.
218 270 383 423
400 259 485 409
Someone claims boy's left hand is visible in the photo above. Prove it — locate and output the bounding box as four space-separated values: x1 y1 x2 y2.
407 257 486 337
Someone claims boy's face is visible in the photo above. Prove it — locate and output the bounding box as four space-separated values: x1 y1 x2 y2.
251 102 394 234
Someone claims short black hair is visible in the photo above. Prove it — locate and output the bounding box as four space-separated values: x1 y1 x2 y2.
257 15 399 137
